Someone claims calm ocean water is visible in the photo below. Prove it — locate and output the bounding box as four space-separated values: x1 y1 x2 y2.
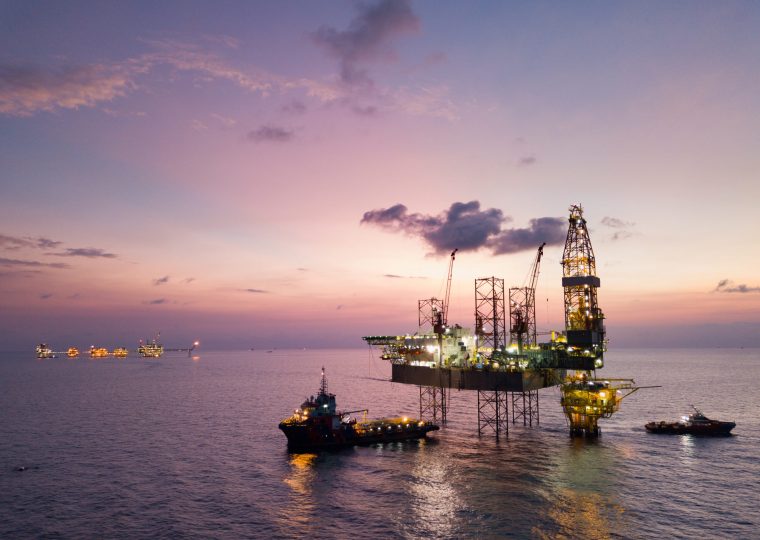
1 348 759 539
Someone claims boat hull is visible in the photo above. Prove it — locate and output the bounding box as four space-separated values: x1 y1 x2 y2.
645 421 735 436
279 421 439 450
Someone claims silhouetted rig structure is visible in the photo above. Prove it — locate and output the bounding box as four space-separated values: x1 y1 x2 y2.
364 205 640 438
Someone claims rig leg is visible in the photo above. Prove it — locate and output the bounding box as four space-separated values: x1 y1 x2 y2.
477 389 508 440
510 390 540 427
419 386 447 424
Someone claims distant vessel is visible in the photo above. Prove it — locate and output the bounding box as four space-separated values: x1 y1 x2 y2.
279 368 439 450
36 344 55 358
67 347 79 357
90 346 108 358
646 407 735 436
112 347 128 358
138 336 163 358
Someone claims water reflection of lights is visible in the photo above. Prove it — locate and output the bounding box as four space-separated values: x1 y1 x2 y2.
410 456 460 537
680 434 695 464
535 487 625 539
281 452 319 530
535 438 630 538
283 453 317 496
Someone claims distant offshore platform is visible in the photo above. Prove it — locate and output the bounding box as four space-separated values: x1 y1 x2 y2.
35 335 199 359
364 204 644 438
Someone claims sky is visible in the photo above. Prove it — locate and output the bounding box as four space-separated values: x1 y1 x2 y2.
1 0 759 350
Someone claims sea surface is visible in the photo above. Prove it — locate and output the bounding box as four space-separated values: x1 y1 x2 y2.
1 348 759 539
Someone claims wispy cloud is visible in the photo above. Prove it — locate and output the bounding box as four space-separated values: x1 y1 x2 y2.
153 275 170 286
601 216 635 241
0 257 69 269
0 233 62 250
361 201 565 255
518 155 537 167
312 0 420 87
247 125 294 143
243 288 268 294
384 273 426 279
0 63 141 117
183 277 196 284
40 293 53 300
281 100 307 114
714 279 760 293
202 34 242 49
145 298 168 305
49 248 117 259
1 35 453 121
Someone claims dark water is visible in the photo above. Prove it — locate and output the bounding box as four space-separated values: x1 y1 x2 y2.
1 348 759 539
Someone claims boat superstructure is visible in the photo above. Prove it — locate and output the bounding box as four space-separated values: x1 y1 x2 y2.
646 407 735 435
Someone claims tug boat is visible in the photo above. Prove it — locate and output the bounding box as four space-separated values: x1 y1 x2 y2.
67 347 79 357
279 368 439 450
112 347 128 358
645 407 735 436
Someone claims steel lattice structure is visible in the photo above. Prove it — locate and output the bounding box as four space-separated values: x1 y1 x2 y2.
508 286 536 348
477 390 508 439
418 298 444 331
474 277 506 352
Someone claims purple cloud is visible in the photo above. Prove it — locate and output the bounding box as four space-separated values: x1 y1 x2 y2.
0 234 62 250
312 0 420 87
50 248 117 258
247 125 293 143
0 257 69 269
361 201 565 255
714 279 760 293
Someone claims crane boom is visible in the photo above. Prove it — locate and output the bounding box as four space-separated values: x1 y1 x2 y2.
528 243 546 292
443 248 458 325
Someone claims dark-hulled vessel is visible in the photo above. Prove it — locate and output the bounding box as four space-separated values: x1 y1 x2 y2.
279 368 439 450
645 407 735 436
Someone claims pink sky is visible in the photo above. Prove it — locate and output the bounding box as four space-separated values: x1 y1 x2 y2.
1 1 759 349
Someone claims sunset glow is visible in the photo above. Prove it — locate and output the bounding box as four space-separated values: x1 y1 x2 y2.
2 1 759 349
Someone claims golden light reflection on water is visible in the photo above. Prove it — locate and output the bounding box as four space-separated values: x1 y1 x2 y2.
283 452 318 495
533 438 630 539
409 448 460 537
281 452 319 529
533 487 625 540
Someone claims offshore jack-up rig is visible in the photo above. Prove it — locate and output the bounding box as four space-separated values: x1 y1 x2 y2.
364 205 640 437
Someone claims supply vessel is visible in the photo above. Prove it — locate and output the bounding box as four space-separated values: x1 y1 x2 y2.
646 407 735 435
278 368 439 450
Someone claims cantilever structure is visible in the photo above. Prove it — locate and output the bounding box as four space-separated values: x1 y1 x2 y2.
363 204 637 438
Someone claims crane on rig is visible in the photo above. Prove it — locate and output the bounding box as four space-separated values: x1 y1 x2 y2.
443 248 458 326
509 242 545 352
433 248 458 335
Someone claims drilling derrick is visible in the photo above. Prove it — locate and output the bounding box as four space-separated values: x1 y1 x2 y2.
559 204 637 437
561 204 605 368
